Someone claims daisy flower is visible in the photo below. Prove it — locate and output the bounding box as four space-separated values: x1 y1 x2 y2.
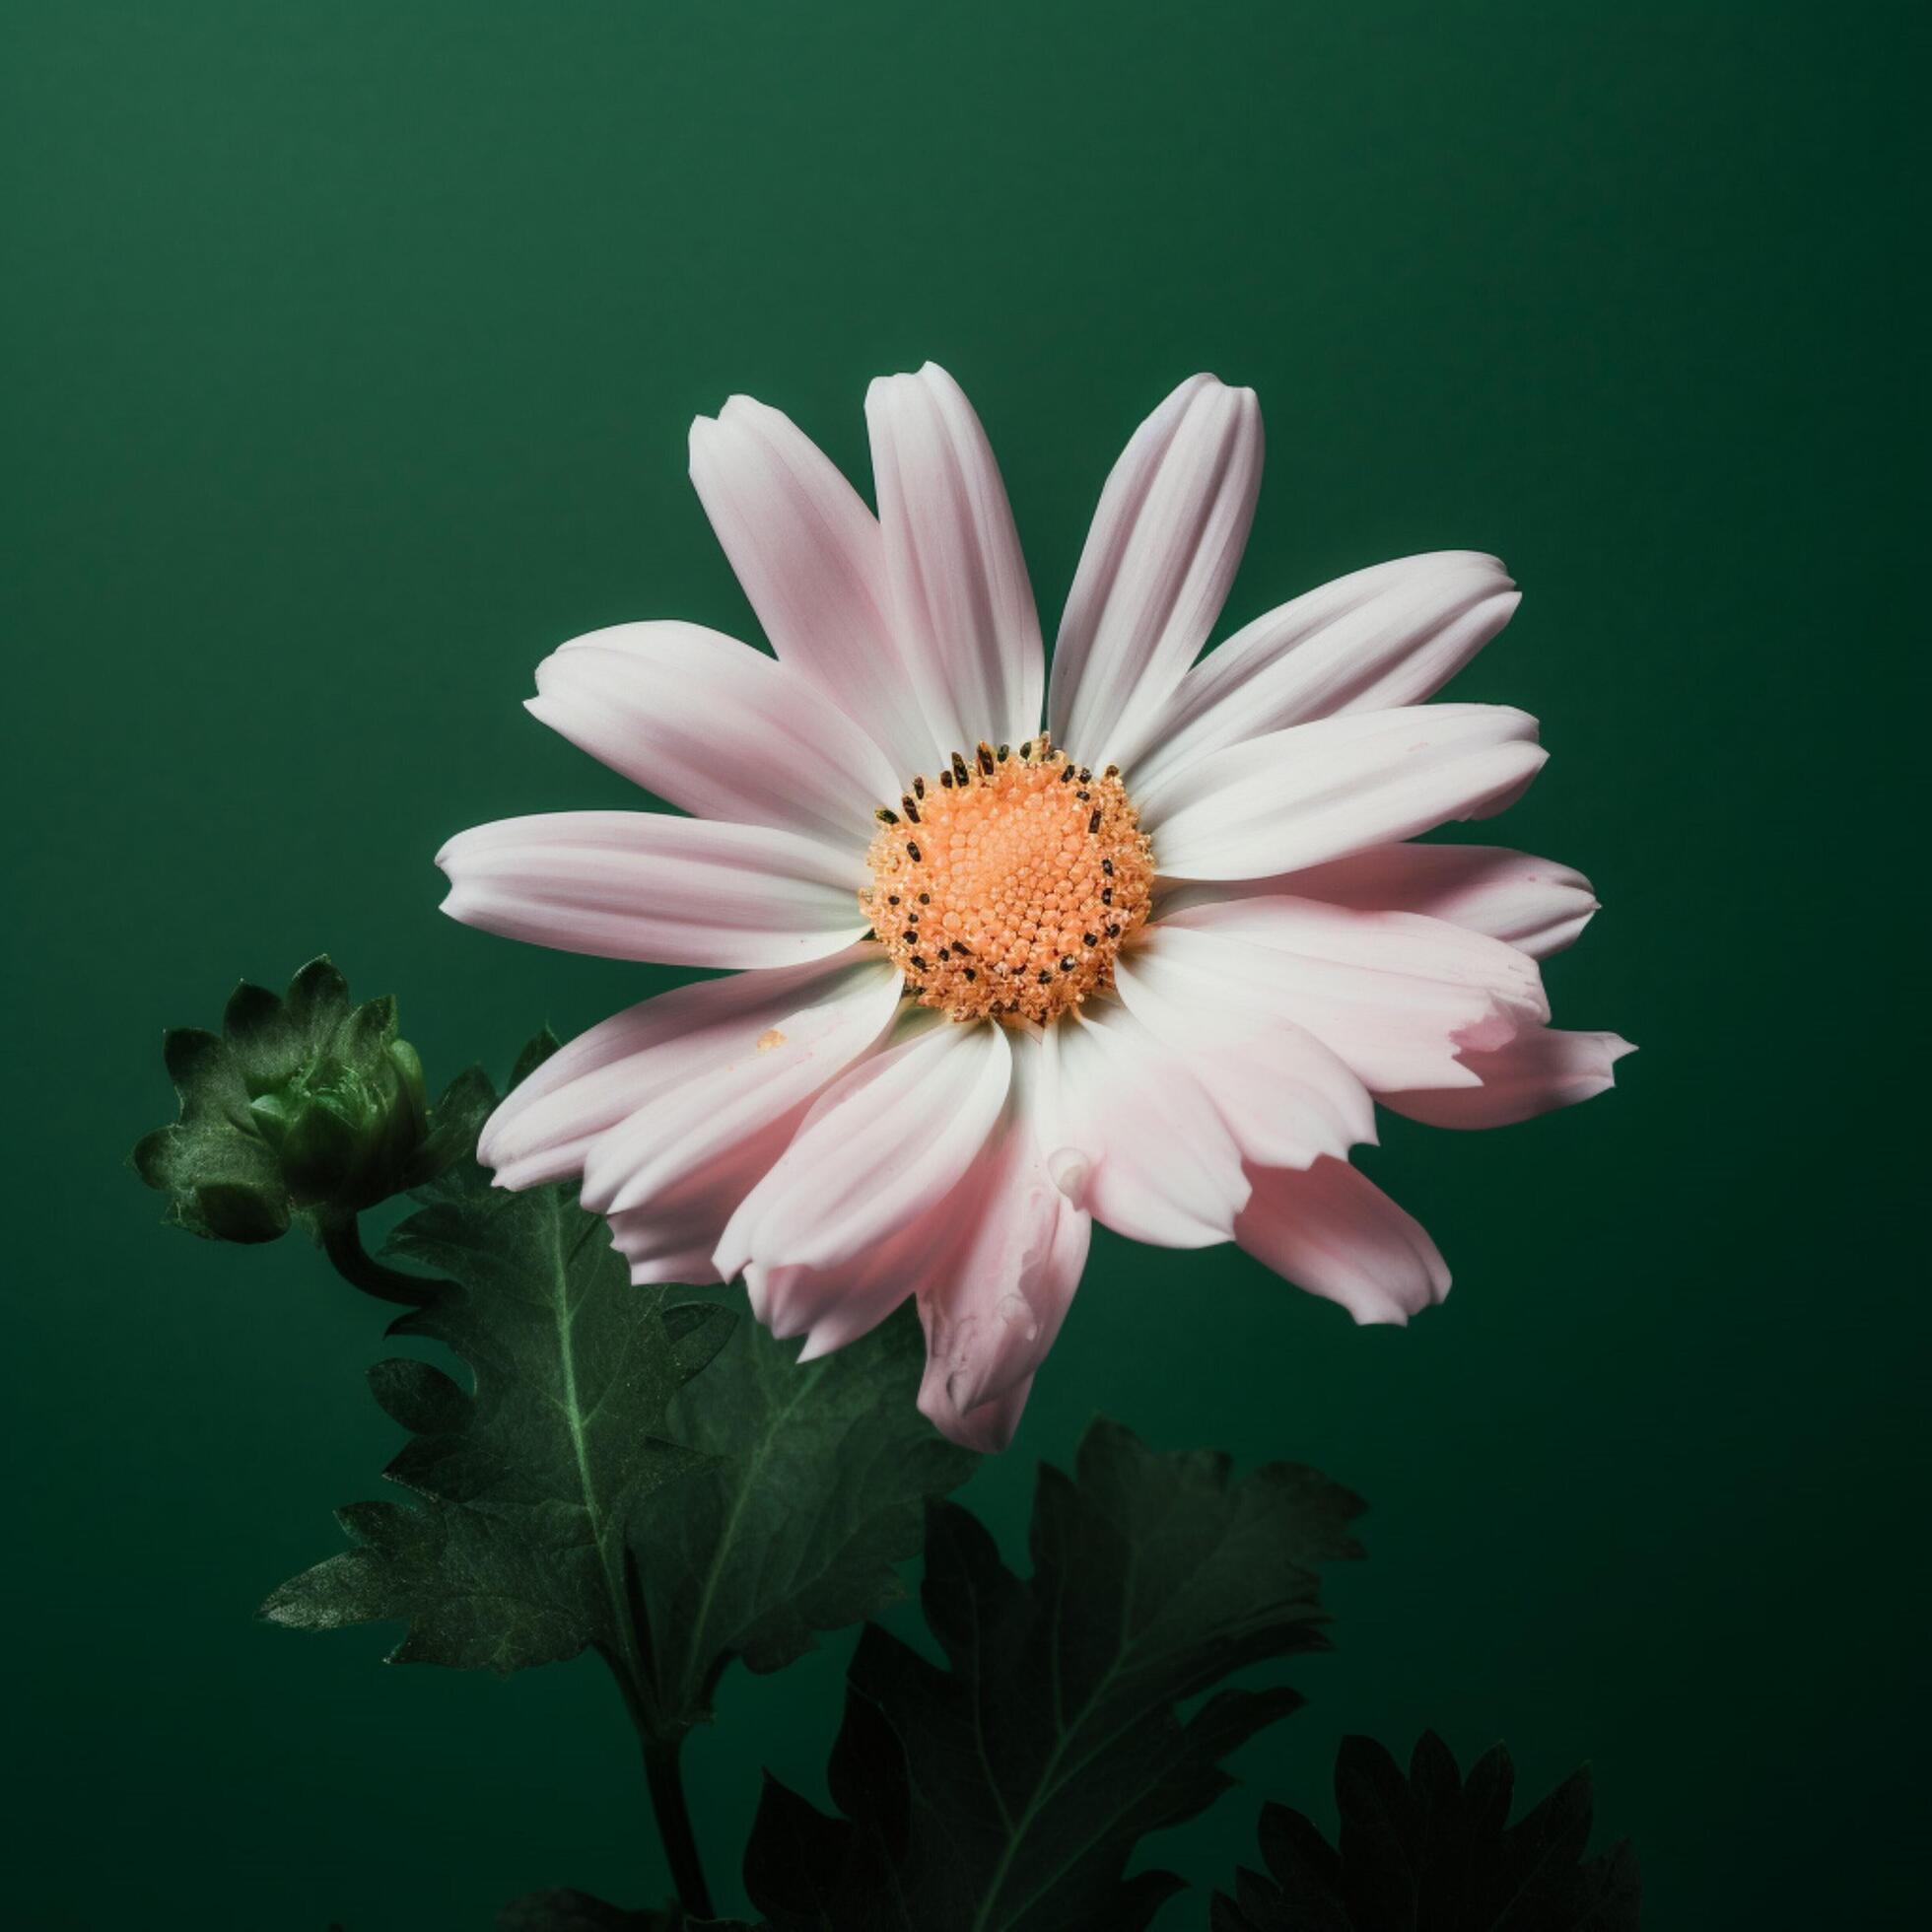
438 366 1630 1449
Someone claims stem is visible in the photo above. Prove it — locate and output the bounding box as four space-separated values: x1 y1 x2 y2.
319 1214 443 1306
603 1651 715 1919
644 1732 714 1922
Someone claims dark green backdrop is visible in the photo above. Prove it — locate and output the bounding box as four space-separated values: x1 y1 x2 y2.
6 2 1921 1925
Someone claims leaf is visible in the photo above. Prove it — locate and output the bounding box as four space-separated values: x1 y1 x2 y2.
264 1040 973 1727
1209 1732 1642 1931
631 1302 979 1738
497 1887 755 1931
263 1061 737 1678
742 1418 1364 1932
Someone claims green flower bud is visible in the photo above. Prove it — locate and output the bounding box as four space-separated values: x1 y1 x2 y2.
132 956 456 1243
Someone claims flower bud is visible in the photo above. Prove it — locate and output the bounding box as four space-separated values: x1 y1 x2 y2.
133 957 449 1243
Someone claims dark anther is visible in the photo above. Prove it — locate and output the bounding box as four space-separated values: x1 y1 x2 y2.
918 891 931 903
1038 970 1053 985
1061 764 1076 783
1101 858 1115 875
1079 767 1092 783
1087 810 1102 834
964 967 977 981
1104 763 1120 778
1083 932 1098 947
1106 923 1121 937
902 795 920 823
911 955 928 971
977 742 996 775
1101 887 1113 905
887 893 900 905
907 841 922 862
1018 740 1033 761
913 775 926 798
939 769 954 788
1076 789 1090 801
951 751 971 785
997 743 1010 760
874 806 899 824
1060 955 1076 972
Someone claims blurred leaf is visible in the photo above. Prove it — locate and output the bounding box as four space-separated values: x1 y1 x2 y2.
1209 1732 1641 1931
497 1887 754 1930
743 1418 1363 1932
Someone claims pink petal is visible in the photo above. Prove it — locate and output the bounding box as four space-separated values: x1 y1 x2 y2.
715 1019 1012 1294
914 1035 1091 1448
1143 704 1547 881
528 621 901 848
1146 897 1548 1092
436 811 867 970
1385 1027 1636 1129
1041 999 1250 1247
1166 842 1599 959
688 394 932 778
1047 376 1263 771
577 963 904 1218
1113 943 1376 1167
866 364 1043 753
1236 1156 1450 1325
1131 552 1519 796
478 948 898 1190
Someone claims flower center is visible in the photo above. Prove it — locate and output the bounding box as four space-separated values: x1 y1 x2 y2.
861 735 1154 1024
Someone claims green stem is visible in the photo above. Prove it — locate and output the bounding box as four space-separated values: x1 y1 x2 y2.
603 1651 714 1920
319 1214 442 1306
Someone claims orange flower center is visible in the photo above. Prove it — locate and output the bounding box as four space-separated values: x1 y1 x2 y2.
861 735 1154 1024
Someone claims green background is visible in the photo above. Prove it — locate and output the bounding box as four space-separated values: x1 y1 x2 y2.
6 1 1921 1924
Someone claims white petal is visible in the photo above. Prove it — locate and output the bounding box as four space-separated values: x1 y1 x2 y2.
1385 1027 1635 1129
1236 1157 1450 1325
1131 552 1520 796
915 1032 1090 1446
866 364 1043 753
716 1017 1012 1286
479 948 897 1190
1114 939 1377 1161
1047 376 1263 770
437 811 867 969
602 1107 803 1286
582 961 903 1216
1041 999 1249 1247
688 394 932 777
1165 842 1598 958
1145 704 1547 881
528 621 900 847
1138 904 1545 1094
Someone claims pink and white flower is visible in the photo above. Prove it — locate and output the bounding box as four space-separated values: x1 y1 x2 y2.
439 366 1631 1450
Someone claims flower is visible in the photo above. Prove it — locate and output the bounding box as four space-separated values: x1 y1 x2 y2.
438 367 1631 1450
134 957 445 1244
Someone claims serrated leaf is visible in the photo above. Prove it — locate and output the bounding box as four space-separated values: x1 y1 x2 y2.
631 1303 979 1737
1210 1732 1641 1931
743 1418 1364 1932
264 1096 736 1678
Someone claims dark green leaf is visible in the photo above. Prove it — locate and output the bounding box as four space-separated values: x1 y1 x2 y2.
632 1301 979 1738
263 1111 735 1676
1210 1732 1641 1931
497 1888 754 1931
743 1418 1364 1932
